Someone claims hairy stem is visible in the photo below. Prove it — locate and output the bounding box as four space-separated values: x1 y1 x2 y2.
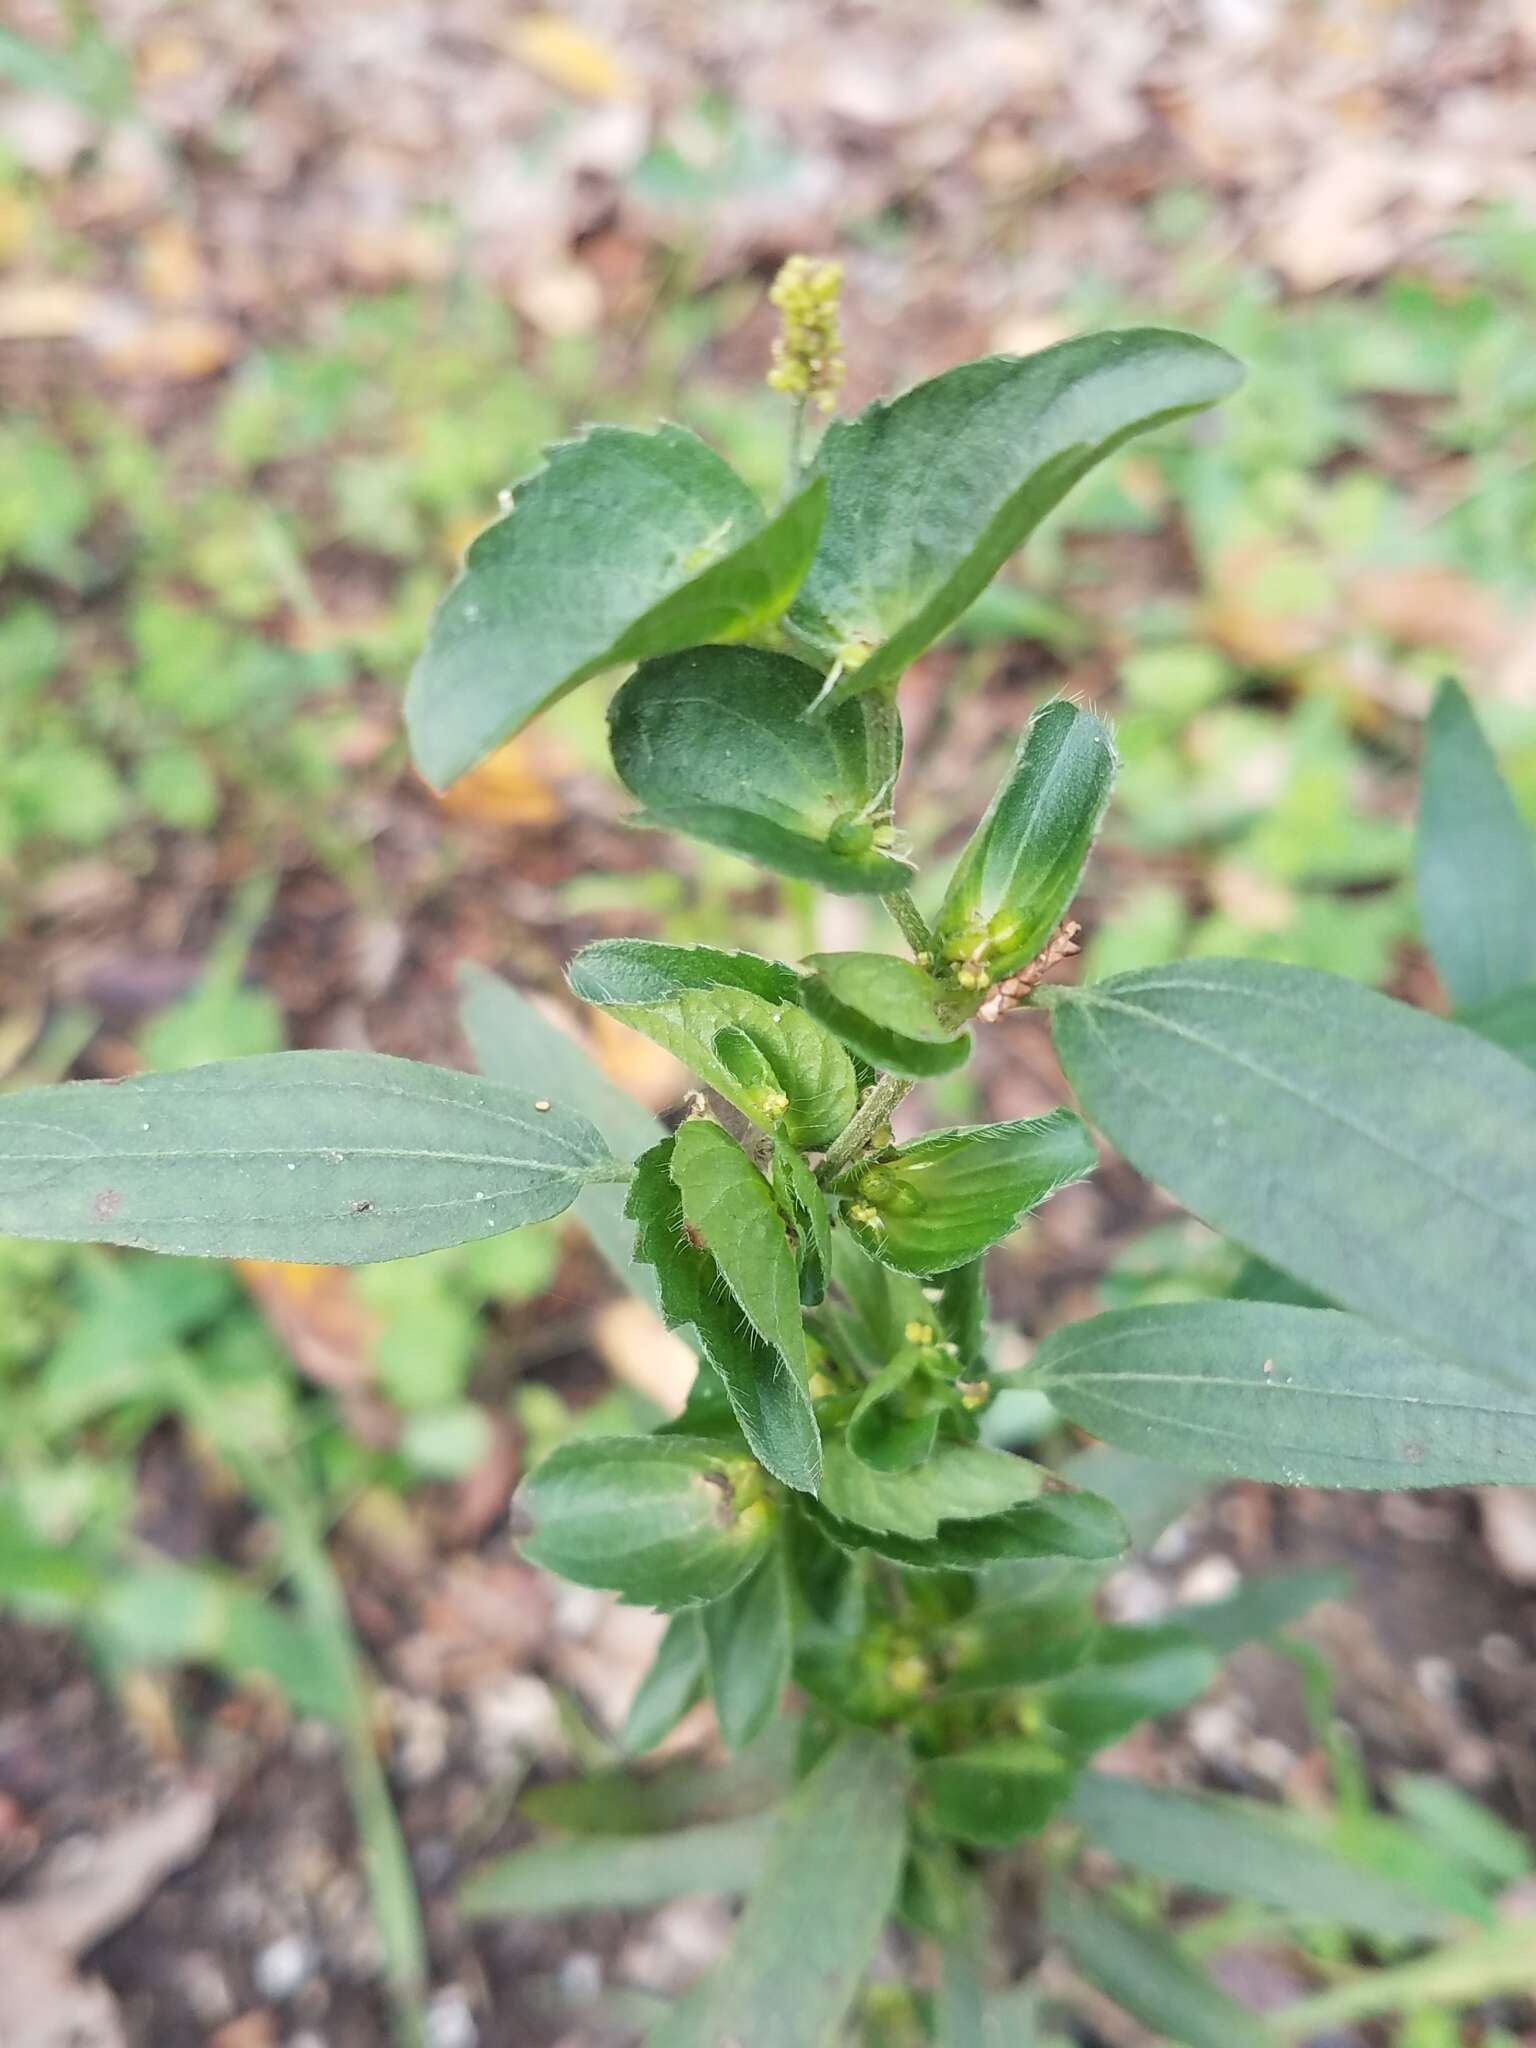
883 887 933 958
861 691 903 819
817 1069 914 1185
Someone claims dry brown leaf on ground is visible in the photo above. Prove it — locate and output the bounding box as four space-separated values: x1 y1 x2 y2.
1351 565 1510 662
235 1260 397 1446
0 1781 218 2048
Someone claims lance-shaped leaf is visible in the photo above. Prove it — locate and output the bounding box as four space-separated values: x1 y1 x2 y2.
1172 1566 1350 1655
669 1118 807 1382
1045 1881 1275 2048
922 1741 1075 1848
1458 982 1536 1071
702 1546 792 1751
816 1488 1125 1571
622 1611 708 1754
802 951 971 1077
608 645 912 893
578 972 857 1153
406 422 825 786
934 1593 1100 1695
1047 960 1536 1394
1416 677 1536 1011
771 1134 831 1305
649 1732 910 2048
1033 1301 1536 1489
512 1435 776 1610
840 1112 1096 1276
0 1051 618 1265
567 938 800 1010
1066 1774 1451 1939
458 962 660 1300
628 1139 820 1494
934 700 1116 985
785 329 1243 700
459 1812 775 1919
847 1346 945 1473
1036 1623 1216 1755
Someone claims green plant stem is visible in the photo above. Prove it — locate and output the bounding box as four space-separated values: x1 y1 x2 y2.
782 395 808 503
861 691 903 818
817 1069 914 1186
882 888 934 959
166 1365 429 2048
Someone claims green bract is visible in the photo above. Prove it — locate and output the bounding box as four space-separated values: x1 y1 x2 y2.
784 328 1243 698
934 699 1117 987
801 951 971 1077
840 1111 1097 1275
406 424 825 786
608 645 912 893
512 1435 775 1609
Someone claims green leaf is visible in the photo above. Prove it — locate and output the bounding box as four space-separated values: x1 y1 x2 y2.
585 978 858 1152
702 1547 792 1751
819 1439 1043 1539
527 1720 801 1835
1390 1773 1533 1890
1457 980 1536 1071
608 645 912 893
648 1731 910 2048
1046 1881 1276 2048
934 700 1116 985
772 1134 831 1306
1067 1773 1451 1939
457 962 660 1300
824 1490 1125 1572
1416 678 1536 1009
840 1113 1096 1276
936 1259 989 1372
0 1051 617 1264
458 1812 776 1918
802 952 971 1078
922 1742 1074 1847
1172 1566 1350 1656
1047 960 1536 1394
1036 1623 1216 1755
669 1117 808 1383
1274 1920 1536 2038
628 1139 821 1494
405 423 824 785
622 1611 708 1755
1034 1301 1536 1488
785 329 1243 699
934 1594 1100 1695
567 938 800 1010
512 1436 777 1609
847 1347 944 1473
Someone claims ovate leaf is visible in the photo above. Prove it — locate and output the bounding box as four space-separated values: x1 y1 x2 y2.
649 1731 910 2048
1036 1623 1216 1755
583 977 858 1152
458 962 660 1299
608 645 912 893
1045 1881 1275 2048
512 1436 776 1609
819 1439 1044 1539
934 700 1116 986
934 1594 1100 1695
0 1051 617 1264
1067 1773 1450 1939
922 1742 1075 1847
458 1812 775 1918
1416 677 1536 1010
841 1112 1096 1276
702 1546 792 1751
1047 960 1536 1394
802 951 971 1077
406 424 824 785
785 329 1243 699
567 938 800 1009
771 1134 831 1306
1034 1301 1536 1488
628 1139 820 1493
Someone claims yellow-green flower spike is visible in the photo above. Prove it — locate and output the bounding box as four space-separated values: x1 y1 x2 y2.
767 254 845 413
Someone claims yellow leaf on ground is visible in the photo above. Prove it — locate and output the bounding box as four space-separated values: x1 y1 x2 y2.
104 315 240 381
136 219 206 306
505 15 635 101
585 1006 687 1109
0 282 99 339
235 1259 395 1445
590 1296 699 1415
